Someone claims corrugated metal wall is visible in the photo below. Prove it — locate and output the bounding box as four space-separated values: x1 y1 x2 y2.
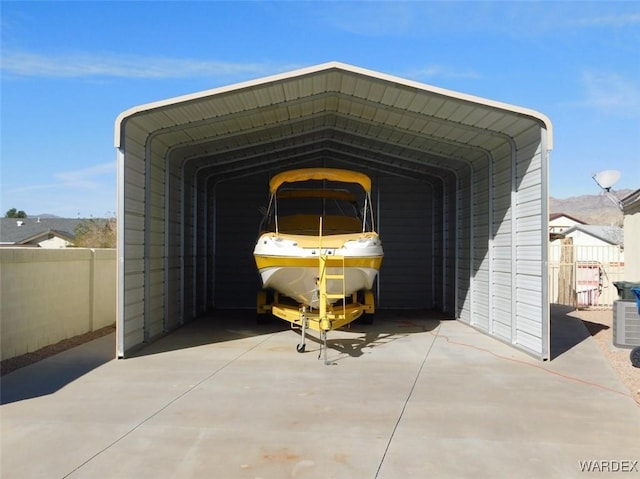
213 175 268 308
513 128 548 353
376 175 435 309
117 140 145 353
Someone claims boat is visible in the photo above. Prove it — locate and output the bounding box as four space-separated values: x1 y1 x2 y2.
253 168 383 360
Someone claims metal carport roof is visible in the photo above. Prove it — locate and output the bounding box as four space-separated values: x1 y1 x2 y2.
115 61 552 360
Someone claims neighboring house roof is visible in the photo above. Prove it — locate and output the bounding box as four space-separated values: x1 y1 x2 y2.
561 224 624 246
16 229 75 246
549 213 586 224
0 218 82 245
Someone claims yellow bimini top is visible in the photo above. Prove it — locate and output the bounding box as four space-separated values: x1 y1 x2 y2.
269 168 371 194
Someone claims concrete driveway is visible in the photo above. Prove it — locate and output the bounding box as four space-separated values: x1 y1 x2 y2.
1 308 639 478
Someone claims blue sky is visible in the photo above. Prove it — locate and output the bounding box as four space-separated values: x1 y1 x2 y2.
1 1 639 218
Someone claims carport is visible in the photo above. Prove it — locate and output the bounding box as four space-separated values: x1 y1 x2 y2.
115 62 552 360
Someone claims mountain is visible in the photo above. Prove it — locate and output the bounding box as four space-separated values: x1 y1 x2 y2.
21 191 634 227
549 189 633 226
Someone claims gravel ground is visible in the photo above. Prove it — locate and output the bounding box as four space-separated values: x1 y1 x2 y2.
2 313 638 405
573 308 640 403
0 325 115 376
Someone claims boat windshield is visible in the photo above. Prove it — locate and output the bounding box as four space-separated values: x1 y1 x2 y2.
260 183 375 235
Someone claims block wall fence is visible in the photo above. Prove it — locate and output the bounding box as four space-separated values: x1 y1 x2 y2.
1 248 116 361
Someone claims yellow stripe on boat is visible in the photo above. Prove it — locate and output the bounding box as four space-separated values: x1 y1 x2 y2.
255 255 383 270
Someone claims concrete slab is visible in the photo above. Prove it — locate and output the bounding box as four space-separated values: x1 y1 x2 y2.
1 308 638 478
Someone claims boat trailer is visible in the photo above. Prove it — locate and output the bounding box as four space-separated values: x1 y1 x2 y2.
256 253 375 365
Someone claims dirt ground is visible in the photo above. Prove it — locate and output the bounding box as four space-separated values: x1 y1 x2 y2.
573 308 640 403
0 325 116 376
2 314 639 404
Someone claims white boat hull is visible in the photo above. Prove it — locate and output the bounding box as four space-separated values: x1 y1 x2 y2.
259 264 379 308
254 232 383 308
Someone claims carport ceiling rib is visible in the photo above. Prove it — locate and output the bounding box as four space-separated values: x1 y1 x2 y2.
116 62 552 178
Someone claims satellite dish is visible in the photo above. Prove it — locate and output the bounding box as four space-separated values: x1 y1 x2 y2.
591 170 623 210
592 170 621 191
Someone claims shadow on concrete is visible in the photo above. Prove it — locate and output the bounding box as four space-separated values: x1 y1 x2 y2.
128 309 290 358
129 309 450 360
294 309 445 361
550 303 594 360
581 319 610 336
0 334 115 405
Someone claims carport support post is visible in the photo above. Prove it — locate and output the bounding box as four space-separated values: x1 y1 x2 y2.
192 181 198 319
180 160 187 326
540 133 551 359
455 174 461 318
116 148 126 358
164 153 171 334
442 180 448 311
144 139 152 342
468 166 475 326
510 139 518 344
488 153 494 335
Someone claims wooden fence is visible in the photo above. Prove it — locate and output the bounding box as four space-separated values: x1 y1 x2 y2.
549 239 624 309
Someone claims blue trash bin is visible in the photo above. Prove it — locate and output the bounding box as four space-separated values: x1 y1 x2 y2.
632 288 640 315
